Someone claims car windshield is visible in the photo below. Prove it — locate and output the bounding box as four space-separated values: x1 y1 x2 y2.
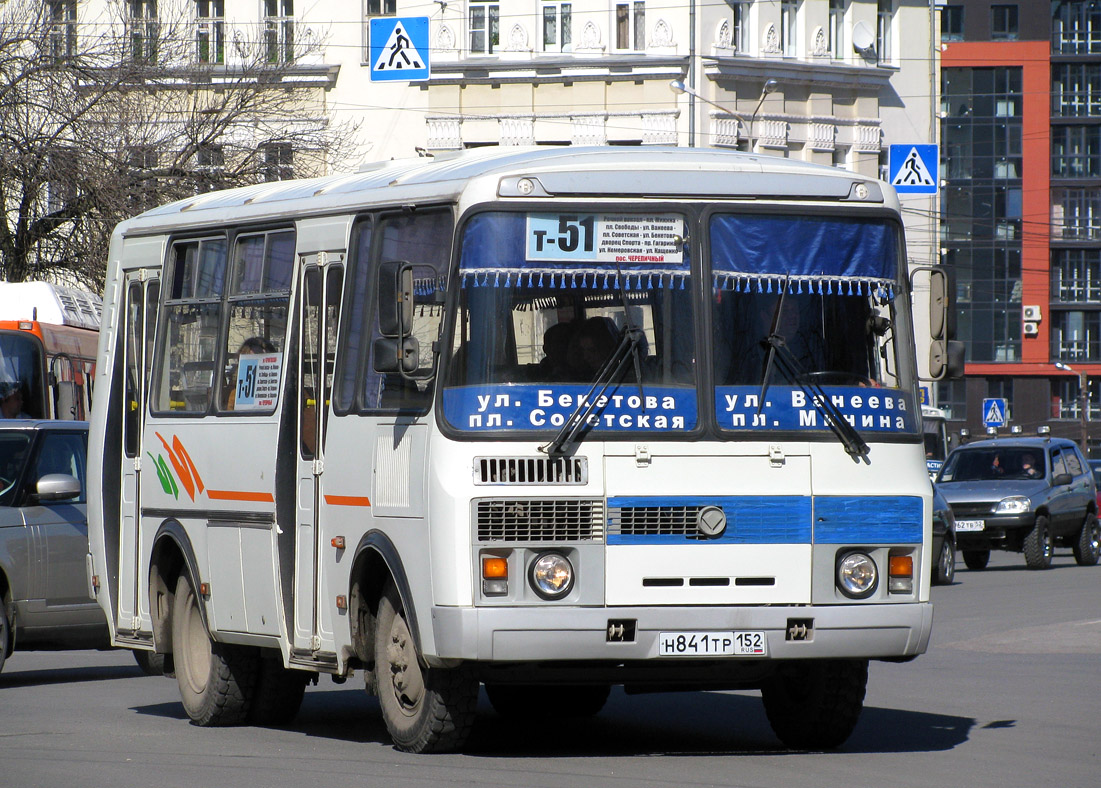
939 447 1046 482
442 211 696 435
0 431 31 505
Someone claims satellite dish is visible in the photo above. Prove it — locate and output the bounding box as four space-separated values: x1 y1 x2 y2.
852 20 876 59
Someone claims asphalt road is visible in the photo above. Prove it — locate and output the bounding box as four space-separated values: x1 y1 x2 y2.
2 549 1099 788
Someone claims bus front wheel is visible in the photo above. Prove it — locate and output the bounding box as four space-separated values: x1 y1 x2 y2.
171 574 257 726
761 659 868 750
374 581 477 753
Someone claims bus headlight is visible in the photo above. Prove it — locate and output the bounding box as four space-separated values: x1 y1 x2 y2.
836 551 878 599
529 552 574 599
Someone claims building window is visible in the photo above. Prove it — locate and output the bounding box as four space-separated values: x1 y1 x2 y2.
264 0 294 64
1053 375 1101 420
129 0 158 64
781 0 797 57
366 0 396 15
1053 188 1101 241
196 0 224 64
46 148 79 215
941 4 963 42
1054 0 1101 55
469 2 499 54
1053 63 1101 117
935 379 966 421
829 0 844 58
1053 311 1101 363
196 145 225 193
1053 249 1101 304
126 146 159 213
260 143 294 182
991 4 1018 41
542 2 571 53
876 0 892 65
732 0 750 53
48 0 77 59
615 2 645 51
1053 126 1101 178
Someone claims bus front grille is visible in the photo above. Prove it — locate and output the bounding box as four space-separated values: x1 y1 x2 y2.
608 505 705 539
475 499 604 542
474 456 588 485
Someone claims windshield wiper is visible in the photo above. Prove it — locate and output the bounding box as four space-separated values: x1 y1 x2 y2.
540 326 645 456
756 280 788 411
761 335 871 464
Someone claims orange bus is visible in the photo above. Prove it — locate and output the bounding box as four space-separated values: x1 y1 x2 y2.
0 283 101 420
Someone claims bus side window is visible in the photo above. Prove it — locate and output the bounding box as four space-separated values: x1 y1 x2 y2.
153 238 227 413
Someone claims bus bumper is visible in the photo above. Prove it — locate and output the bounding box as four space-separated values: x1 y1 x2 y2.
428 601 933 664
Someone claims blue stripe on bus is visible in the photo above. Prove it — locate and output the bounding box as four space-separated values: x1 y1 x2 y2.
604 495 924 545
606 496 812 545
813 496 924 544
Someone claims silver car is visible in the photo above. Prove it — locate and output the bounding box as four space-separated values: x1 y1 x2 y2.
0 421 107 675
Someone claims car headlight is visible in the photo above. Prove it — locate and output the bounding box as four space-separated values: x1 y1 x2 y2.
836 551 878 599
994 496 1031 514
529 552 574 599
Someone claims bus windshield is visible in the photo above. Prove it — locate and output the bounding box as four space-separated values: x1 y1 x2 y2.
442 210 697 434
709 213 914 437
0 332 45 420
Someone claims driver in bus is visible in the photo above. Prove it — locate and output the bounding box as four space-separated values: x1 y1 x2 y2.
0 382 30 419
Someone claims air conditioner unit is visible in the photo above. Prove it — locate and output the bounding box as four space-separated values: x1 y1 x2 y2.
1023 305 1042 321
1023 321 1040 336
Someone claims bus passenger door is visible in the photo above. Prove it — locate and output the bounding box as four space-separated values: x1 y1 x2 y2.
117 274 159 634
293 259 343 653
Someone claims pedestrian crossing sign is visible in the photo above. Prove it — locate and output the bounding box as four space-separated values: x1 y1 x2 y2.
370 17 430 82
982 398 1007 428
888 144 938 195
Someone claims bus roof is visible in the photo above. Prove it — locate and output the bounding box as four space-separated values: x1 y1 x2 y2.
0 282 102 330
118 146 896 236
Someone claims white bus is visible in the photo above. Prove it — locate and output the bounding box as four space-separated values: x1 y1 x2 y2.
88 147 948 753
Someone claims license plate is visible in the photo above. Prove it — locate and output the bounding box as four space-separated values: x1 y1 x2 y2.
657 631 767 657
956 519 985 532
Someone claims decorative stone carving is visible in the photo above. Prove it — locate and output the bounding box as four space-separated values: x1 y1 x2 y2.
641 113 677 145
809 122 836 151
812 26 827 57
756 118 788 149
716 19 733 51
854 124 881 152
763 23 780 54
506 23 529 52
650 19 674 49
576 21 604 52
712 115 742 148
571 115 607 146
435 24 456 55
500 117 535 146
426 117 462 150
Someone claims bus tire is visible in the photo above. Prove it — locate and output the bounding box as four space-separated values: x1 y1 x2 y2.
1023 515 1053 570
374 581 477 753
171 574 257 726
249 653 309 726
962 549 990 570
761 659 868 750
133 649 166 676
485 684 611 718
1073 513 1100 566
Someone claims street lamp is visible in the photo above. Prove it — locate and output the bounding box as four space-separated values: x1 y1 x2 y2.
1055 361 1089 452
669 78 778 148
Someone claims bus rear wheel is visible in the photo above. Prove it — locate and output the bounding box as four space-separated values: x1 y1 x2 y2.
374 582 477 753
171 574 257 726
761 659 868 750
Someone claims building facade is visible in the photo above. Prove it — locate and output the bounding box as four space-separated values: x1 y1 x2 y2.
940 1 1101 455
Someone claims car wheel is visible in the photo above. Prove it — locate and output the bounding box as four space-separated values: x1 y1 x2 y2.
171 573 257 725
374 581 478 753
0 594 10 676
1073 513 1101 567
761 659 868 750
1023 515 1053 570
933 538 956 585
485 683 611 718
962 549 990 570
133 649 167 676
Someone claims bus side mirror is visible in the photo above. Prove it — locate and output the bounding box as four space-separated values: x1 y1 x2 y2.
377 261 414 338
373 337 421 374
912 266 965 381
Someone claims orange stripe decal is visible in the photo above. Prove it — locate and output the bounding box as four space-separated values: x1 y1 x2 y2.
324 495 372 507
206 489 275 503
